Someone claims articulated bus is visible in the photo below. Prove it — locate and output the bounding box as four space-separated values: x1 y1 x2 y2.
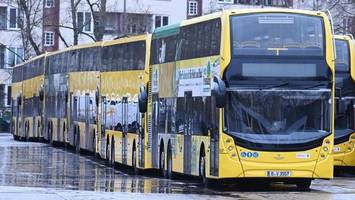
11 64 24 140
44 48 73 144
333 35 355 167
22 55 46 141
66 42 102 153
97 35 150 171
138 9 335 190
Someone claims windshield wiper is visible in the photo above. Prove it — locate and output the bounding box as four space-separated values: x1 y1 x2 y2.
262 82 289 90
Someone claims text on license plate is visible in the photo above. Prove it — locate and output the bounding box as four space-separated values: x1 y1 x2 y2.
267 171 291 177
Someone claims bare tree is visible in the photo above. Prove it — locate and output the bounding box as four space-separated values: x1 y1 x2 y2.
70 0 82 45
86 0 107 41
16 0 43 56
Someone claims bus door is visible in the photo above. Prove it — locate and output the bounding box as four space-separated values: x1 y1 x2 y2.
151 94 159 168
183 91 193 174
70 94 77 146
138 104 145 168
85 94 90 150
122 97 129 165
210 96 219 176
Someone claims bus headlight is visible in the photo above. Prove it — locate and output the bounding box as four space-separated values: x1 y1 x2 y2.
323 147 328 152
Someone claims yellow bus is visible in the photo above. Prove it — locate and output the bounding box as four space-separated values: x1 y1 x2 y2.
68 42 102 152
139 9 335 190
44 48 72 144
11 63 24 140
97 35 150 172
333 34 355 167
22 55 46 141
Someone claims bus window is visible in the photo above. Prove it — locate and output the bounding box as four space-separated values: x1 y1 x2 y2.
335 39 350 72
231 13 324 57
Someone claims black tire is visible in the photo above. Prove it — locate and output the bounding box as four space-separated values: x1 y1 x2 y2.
167 148 173 179
132 148 139 175
63 123 66 147
48 123 53 144
160 149 166 178
296 179 312 191
199 155 208 187
25 121 29 141
92 131 96 153
75 126 80 153
106 137 109 160
111 138 115 167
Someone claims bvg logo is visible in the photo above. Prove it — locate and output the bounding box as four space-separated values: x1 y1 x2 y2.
240 151 259 158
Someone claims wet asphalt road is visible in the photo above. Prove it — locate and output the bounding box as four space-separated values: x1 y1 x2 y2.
1 133 355 199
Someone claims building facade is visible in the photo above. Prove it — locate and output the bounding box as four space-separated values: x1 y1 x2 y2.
0 1 25 109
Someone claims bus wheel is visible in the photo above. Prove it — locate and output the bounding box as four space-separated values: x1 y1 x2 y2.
63 123 66 147
167 147 172 179
132 144 139 174
48 122 53 144
92 130 96 153
75 126 80 153
199 155 208 187
25 121 29 141
160 148 166 177
111 138 115 167
296 179 311 191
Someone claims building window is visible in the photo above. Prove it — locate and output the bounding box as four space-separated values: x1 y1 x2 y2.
0 7 6 30
155 16 169 29
45 0 55 8
218 0 233 3
44 31 54 46
188 1 198 16
7 48 24 67
77 12 92 32
0 45 5 69
8 8 21 29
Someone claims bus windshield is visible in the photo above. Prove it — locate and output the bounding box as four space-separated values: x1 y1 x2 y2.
231 13 324 57
335 39 350 72
224 90 331 149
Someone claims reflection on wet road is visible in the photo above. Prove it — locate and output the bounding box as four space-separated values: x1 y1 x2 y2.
0 133 215 194
2 133 355 199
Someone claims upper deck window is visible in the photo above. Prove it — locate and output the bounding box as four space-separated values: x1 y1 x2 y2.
335 39 350 72
231 13 324 57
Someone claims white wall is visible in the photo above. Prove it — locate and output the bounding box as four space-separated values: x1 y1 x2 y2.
58 0 187 49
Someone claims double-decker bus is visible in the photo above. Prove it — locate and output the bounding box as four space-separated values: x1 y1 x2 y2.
139 9 335 190
97 35 150 171
67 43 102 152
44 49 72 144
21 55 46 141
11 64 24 140
333 35 355 167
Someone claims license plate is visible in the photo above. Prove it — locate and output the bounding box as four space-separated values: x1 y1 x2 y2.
267 171 291 177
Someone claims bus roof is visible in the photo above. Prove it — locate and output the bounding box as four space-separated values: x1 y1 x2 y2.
152 8 327 37
102 34 149 47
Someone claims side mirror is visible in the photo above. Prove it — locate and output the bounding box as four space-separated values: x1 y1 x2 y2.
212 76 226 108
138 86 148 113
